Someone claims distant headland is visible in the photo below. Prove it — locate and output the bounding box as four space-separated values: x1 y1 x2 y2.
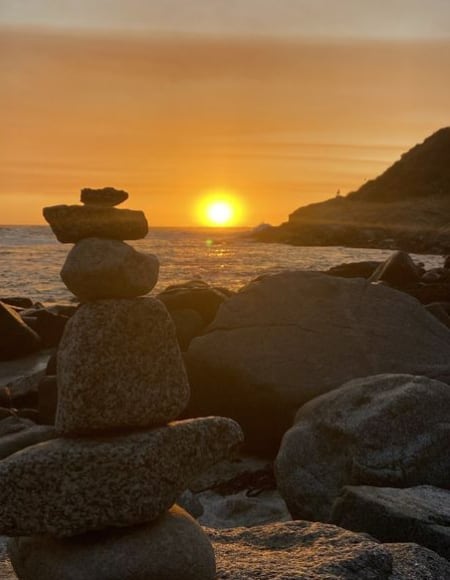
253 128 450 255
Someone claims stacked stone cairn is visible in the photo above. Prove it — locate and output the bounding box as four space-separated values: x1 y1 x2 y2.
0 188 243 580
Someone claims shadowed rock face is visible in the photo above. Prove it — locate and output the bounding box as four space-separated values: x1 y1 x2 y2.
0 417 244 537
186 271 450 452
275 374 450 523
42 205 148 243
208 520 450 579
331 485 450 561
0 302 41 361
8 505 216 580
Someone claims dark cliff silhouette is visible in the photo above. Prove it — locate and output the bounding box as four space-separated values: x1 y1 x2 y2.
254 128 450 254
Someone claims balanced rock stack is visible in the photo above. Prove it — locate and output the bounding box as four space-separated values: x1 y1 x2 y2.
0 188 243 580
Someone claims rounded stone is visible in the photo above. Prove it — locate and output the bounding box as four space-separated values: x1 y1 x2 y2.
8 505 216 580
61 238 159 300
56 298 189 434
275 374 450 523
0 417 244 536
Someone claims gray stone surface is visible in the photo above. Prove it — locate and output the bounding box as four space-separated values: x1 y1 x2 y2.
80 187 129 207
0 302 41 361
0 417 55 459
275 374 450 523
8 505 216 580
43 204 148 243
61 238 159 300
208 520 450 579
0 417 243 536
332 485 450 561
56 298 189 434
186 271 450 452
387 543 450 579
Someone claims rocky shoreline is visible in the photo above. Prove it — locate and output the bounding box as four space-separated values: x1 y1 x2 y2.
0 191 449 578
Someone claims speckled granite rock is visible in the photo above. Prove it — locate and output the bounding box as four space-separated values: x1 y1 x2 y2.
56 298 189 434
0 417 243 536
208 521 450 579
42 205 148 243
275 374 450 523
60 238 159 301
332 485 450 561
80 187 129 207
8 505 216 580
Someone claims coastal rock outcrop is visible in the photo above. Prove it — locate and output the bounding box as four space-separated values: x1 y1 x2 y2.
186 271 450 451
331 485 450 561
275 374 450 522
252 128 450 254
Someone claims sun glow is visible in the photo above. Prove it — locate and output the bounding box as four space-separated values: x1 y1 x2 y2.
196 190 244 227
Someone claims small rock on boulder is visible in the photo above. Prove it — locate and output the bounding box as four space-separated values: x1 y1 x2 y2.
43 205 148 243
9 505 216 580
61 238 159 301
275 374 450 523
80 187 129 207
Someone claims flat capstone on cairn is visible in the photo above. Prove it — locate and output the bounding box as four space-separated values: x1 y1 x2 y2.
0 187 243 580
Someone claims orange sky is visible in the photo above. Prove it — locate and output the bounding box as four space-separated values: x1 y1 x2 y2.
1 27 449 225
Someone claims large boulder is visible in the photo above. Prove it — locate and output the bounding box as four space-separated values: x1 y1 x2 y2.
208 520 450 579
61 238 159 301
0 417 243 536
56 298 189 434
8 505 216 580
42 205 148 243
186 271 450 452
0 302 41 361
331 485 450 561
275 374 450 522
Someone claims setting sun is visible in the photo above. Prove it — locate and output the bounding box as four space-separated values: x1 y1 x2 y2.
207 201 233 225
196 190 244 227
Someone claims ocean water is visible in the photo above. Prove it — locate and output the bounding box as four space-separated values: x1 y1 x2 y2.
0 226 443 304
